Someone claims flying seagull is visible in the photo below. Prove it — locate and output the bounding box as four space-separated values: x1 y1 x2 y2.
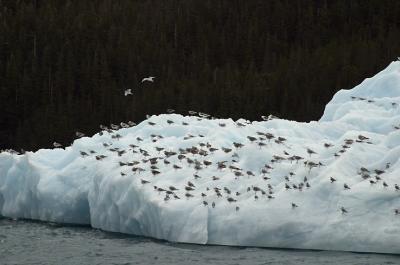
124 88 133 96
142 76 155 83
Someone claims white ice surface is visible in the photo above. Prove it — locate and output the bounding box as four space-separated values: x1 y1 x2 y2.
1 62 400 253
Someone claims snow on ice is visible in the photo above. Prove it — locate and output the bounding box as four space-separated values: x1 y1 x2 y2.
1 61 400 253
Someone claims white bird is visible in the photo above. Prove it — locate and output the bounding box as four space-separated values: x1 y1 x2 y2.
120 122 129 128
124 88 133 96
261 114 278 121
127 121 136 127
53 142 62 148
75 131 85 138
99 124 108 130
198 112 210 118
110 124 120 130
142 76 155 83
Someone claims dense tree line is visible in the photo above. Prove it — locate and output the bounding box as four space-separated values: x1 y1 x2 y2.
1 0 400 150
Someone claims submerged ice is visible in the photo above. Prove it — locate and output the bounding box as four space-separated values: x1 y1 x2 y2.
1 62 400 254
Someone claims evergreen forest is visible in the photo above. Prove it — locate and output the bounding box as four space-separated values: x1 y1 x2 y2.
1 0 400 150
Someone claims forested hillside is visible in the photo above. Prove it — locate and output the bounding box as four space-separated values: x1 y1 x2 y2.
1 0 400 150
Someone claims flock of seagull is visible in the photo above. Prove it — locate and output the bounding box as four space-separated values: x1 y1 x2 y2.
124 76 155 96
45 96 400 217
1 94 399 218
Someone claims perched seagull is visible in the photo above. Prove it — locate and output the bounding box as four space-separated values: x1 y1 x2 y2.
261 114 278 121
120 122 129 128
99 124 108 130
127 121 136 127
141 179 150 184
75 131 85 138
142 76 155 83
124 88 133 96
198 112 210 118
53 142 62 148
306 148 317 156
110 124 120 130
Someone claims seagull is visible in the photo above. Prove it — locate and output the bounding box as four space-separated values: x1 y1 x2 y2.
306 148 317 156
127 121 136 127
124 88 133 96
53 142 62 148
247 136 257 142
75 131 85 138
120 122 129 128
187 181 195 188
185 193 194 199
227 197 237 203
198 112 210 118
141 179 150 184
80 151 89 157
99 124 108 130
142 76 155 83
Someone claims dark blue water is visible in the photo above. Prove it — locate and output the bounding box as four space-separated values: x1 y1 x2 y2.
0 218 399 265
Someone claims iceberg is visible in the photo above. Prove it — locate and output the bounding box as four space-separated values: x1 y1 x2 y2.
1 61 400 254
